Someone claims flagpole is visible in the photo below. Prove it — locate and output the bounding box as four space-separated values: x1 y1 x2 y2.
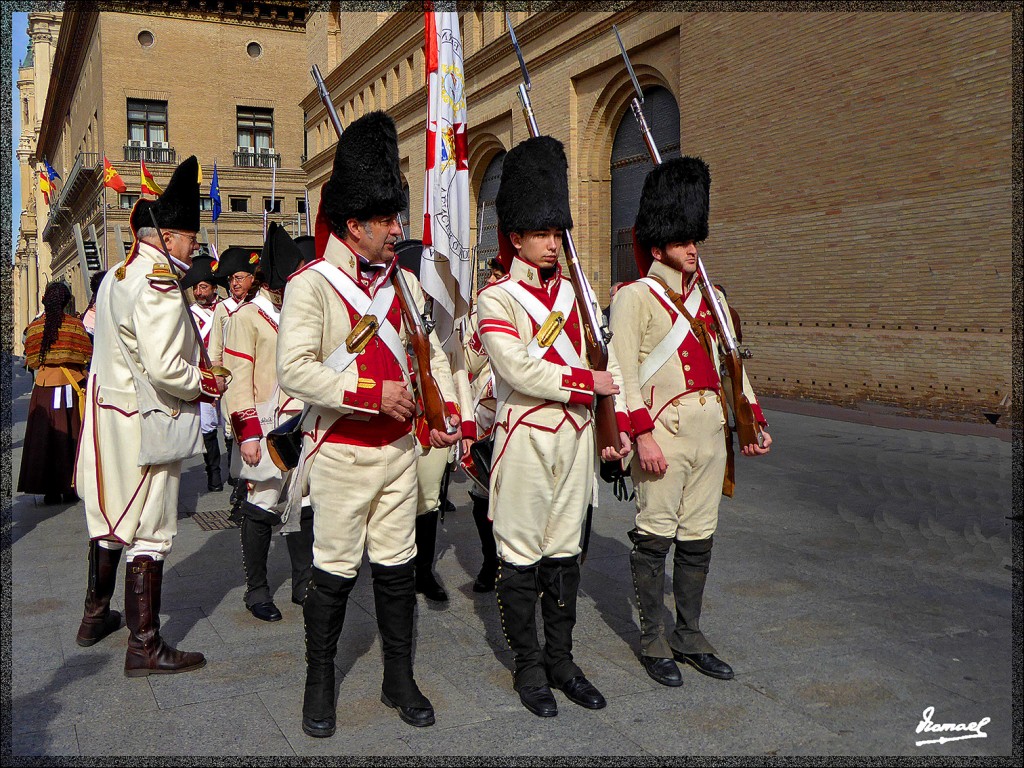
101 179 108 270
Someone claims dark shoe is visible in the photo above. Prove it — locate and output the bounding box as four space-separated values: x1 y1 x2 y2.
415 571 449 602
248 601 282 622
381 692 435 727
518 685 558 717
302 715 336 738
226 476 238 487
641 655 683 687
675 652 734 680
557 675 606 709
202 431 223 491
76 542 123 647
472 566 497 593
63 491 80 503
207 479 224 492
43 493 61 505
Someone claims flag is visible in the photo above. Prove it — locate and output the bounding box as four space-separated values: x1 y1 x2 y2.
210 162 222 222
421 9 471 353
102 156 127 193
140 159 162 196
43 158 61 182
38 169 51 205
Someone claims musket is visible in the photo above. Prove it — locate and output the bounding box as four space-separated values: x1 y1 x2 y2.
612 25 764 449
506 14 621 456
310 64 454 435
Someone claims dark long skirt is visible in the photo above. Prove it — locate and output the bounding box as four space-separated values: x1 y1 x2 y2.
17 383 83 495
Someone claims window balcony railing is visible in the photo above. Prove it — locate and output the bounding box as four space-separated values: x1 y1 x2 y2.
123 144 177 164
234 149 280 168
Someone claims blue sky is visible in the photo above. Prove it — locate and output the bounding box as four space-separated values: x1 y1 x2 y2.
10 11 28 263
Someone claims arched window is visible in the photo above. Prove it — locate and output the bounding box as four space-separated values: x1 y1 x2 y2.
609 86 680 284
475 150 505 289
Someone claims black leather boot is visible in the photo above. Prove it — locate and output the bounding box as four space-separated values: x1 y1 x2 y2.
414 509 448 602
538 555 605 709
496 560 555 716
670 537 733 679
470 494 498 593
285 504 315 605
371 561 435 727
302 567 357 738
225 437 237 487
240 502 281 621
76 541 123 647
628 528 682 687
124 557 206 677
202 431 223 491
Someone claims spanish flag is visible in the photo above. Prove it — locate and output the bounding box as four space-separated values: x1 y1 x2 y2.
102 156 127 193
140 159 162 197
38 169 52 205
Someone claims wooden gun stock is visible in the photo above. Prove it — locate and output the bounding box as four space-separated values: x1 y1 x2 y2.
392 269 450 434
722 349 762 449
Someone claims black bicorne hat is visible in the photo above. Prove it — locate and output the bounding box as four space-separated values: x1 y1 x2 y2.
261 222 304 291
181 254 217 291
633 156 711 276
294 235 316 266
322 111 407 237
129 155 201 234
212 246 260 287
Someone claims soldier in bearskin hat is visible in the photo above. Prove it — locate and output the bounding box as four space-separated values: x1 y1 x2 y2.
222 222 312 621
74 155 221 676
476 136 631 718
276 111 461 736
183 253 225 491
609 156 772 688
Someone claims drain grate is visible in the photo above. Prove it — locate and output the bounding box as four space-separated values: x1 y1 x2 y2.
192 508 240 531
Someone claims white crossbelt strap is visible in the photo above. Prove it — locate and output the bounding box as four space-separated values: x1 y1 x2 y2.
496 280 583 367
190 304 215 341
637 277 703 387
309 261 407 381
250 294 281 328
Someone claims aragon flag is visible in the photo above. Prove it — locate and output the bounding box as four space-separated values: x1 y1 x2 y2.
140 159 163 196
102 156 127 193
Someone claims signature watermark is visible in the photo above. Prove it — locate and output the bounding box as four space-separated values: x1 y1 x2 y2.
915 706 990 746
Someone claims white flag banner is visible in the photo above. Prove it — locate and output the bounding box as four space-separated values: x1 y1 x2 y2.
421 9 471 353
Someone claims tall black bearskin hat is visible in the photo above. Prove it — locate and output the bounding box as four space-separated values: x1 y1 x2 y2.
261 222 304 291
321 111 407 237
633 156 710 276
211 246 260 287
181 254 217 291
294 235 316 266
494 136 573 269
129 155 201 234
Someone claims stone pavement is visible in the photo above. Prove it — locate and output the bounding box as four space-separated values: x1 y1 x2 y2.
4 359 1017 758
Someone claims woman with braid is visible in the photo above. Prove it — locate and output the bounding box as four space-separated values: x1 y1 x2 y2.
18 281 93 504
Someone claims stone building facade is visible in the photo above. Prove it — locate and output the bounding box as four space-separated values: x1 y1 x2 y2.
302 7 1013 422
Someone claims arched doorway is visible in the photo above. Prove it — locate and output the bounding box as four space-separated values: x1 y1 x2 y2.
475 150 505 289
609 86 680 284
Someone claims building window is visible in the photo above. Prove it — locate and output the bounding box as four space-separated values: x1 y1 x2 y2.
297 197 306 215
200 196 214 212
263 197 282 214
247 41 262 59
138 30 155 48
237 107 273 151
119 193 141 209
127 99 167 146
230 197 249 213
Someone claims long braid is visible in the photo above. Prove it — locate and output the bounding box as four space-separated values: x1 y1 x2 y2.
39 282 73 364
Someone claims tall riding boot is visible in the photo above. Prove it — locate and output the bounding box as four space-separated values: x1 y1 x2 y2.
76 541 123 647
240 502 281 621
470 494 498 593
628 529 682 686
302 566 357 738
202 431 223 492
414 509 448 602
371 561 435 727
671 537 733 679
225 436 237 487
124 556 206 677
285 504 315 605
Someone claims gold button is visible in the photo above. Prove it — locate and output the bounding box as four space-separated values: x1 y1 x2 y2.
171 408 180 417
699 397 706 406
699 389 706 396
97 397 104 403
684 365 691 372
360 364 367 371
672 398 680 406
682 351 689 358
687 379 694 387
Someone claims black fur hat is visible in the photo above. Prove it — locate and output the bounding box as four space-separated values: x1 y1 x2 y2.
322 111 406 237
495 136 573 237
129 155 201 233
211 246 260 287
181 254 217 291
633 157 710 275
261 222 304 291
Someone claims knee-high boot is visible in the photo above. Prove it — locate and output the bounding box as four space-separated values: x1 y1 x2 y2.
285 504 315 605
670 537 717 655
495 560 545 690
240 502 281 620
302 566 357 738
202 431 223 492
414 509 448 602
76 541 123 647
371 561 435 727
470 495 498 593
538 555 584 688
124 556 206 677
628 528 682 686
